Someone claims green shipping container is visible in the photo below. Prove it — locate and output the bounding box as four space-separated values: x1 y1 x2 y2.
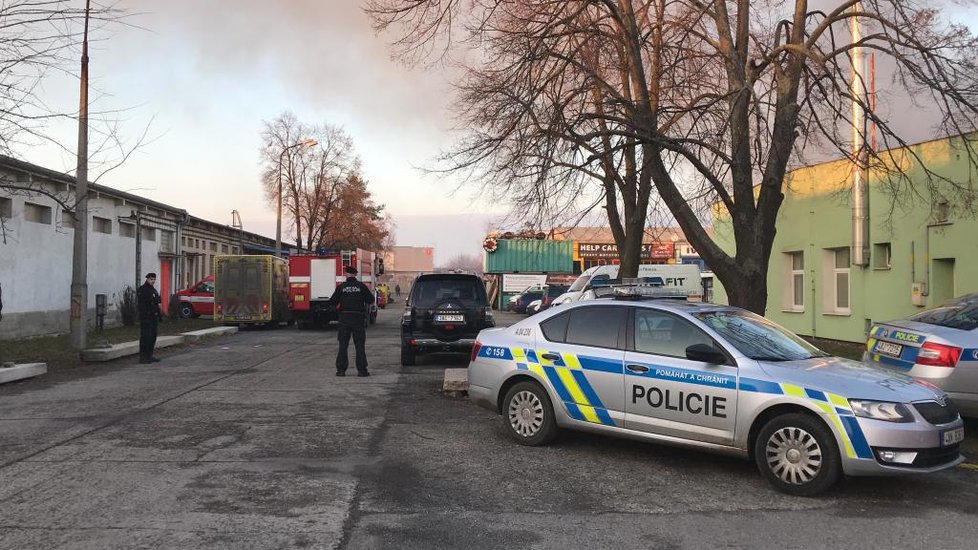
484 239 574 274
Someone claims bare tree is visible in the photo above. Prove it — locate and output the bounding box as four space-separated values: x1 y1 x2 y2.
369 0 978 313
260 112 391 252
0 1 146 244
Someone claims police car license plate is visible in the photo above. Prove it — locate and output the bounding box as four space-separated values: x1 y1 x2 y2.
875 341 903 358
436 314 464 322
942 427 964 446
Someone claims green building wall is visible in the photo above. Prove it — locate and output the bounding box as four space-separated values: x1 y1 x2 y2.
713 134 978 343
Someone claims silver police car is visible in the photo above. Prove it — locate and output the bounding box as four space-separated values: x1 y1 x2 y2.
469 289 965 495
865 293 978 418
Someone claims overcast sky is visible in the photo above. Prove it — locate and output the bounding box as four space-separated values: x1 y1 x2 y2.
18 0 502 262
16 1 978 263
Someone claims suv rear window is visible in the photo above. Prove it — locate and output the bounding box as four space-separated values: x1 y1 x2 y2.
411 276 487 308
909 294 978 331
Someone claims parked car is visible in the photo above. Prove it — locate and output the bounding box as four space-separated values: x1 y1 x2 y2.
469 283 964 496
172 275 214 318
865 293 978 417
539 284 569 311
526 299 543 315
509 288 544 313
400 272 495 365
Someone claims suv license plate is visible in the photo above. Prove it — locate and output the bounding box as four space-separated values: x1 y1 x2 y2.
436 314 465 322
875 341 903 358
942 427 964 446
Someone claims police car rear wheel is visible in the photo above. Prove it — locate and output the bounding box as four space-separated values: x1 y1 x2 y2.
503 382 557 446
754 413 840 496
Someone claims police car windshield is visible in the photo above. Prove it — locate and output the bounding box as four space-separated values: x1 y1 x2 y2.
908 294 978 331
693 310 826 361
412 277 485 307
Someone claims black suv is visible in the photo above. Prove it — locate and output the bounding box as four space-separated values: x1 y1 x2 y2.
400 273 494 365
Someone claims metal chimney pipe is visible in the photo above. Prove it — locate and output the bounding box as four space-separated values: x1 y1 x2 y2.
851 4 870 266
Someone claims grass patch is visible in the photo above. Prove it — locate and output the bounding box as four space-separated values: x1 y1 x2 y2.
0 318 215 367
804 336 866 361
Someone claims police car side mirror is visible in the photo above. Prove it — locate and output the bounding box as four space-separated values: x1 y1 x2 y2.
686 343 727 365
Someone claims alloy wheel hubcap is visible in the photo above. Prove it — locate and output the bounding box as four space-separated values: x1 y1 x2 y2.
509 391 544 437
766 427 822 485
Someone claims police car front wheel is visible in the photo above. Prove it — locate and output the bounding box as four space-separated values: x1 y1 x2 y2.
754 413 841 496
502 381 557 446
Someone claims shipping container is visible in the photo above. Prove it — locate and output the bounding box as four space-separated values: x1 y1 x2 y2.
483 239 574 274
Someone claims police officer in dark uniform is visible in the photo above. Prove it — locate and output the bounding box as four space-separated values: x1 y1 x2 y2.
137 272 163 364
330 266 375 377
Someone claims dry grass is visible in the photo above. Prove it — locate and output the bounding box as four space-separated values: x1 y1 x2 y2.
0 318 214 367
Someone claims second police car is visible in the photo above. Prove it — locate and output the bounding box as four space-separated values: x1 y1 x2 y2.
468 285 965 495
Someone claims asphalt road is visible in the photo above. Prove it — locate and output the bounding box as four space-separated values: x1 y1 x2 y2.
1 308 977 549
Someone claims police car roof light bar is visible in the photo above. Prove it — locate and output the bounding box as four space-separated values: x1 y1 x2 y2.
592 282 695 301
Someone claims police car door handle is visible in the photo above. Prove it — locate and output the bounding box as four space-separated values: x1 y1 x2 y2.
541 353 562 361
626 364 649 373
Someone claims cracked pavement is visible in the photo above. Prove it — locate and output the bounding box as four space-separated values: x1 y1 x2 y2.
1 309 977 549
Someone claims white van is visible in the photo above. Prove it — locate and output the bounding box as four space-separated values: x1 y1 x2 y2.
550 264 704 306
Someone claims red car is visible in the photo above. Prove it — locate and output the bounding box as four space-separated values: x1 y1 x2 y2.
172 275 215 318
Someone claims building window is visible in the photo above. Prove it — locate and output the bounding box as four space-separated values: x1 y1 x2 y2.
873 242 891 270
92 216 112 234
120 222 135 238
210 242 217 252
24 202 52 224
182 236 187 246
142 227 156 241
221 244 229 253
823 247 850 315
783 251 804 311
0 197 12 218
61 211 75 229
161 230 174 251
232 246 239 254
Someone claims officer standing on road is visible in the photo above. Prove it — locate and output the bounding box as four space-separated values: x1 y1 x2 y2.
330 266 375 377
137 272 163 364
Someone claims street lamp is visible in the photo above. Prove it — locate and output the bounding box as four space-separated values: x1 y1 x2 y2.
275 138 317 258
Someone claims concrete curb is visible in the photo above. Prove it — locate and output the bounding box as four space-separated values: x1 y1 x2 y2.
443 368 469 397
81 335 185 362
80 325 239 362
182 326 238 342
0 362 48 384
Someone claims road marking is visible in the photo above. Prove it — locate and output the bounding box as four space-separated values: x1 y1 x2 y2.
959 463 978 471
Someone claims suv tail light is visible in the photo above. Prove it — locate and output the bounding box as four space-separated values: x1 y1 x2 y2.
470 341 483 363
917 342 961 367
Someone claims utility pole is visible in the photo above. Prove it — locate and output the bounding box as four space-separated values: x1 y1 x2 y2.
69 0 92 350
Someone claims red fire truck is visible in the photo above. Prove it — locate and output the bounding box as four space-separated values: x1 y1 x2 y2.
289 249 380 328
